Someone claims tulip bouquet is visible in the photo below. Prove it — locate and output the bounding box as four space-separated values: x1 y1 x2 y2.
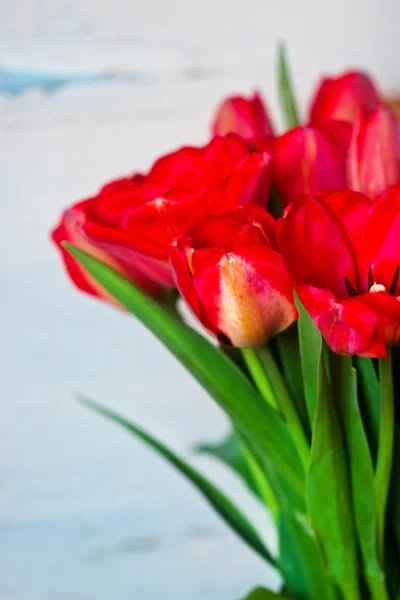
51 47 400 600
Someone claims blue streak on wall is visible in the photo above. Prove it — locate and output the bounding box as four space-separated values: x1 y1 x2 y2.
0 68 145 96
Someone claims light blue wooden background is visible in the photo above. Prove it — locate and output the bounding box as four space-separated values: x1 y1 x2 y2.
1 1 399 598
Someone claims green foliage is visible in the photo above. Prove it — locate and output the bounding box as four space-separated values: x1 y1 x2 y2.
62 240 400 599
63 243 304 495
307 351 360 600
194 431 260 498
390 426 400 559
294 293 321 428
241 588 288 600
277 42 300 129
276 326 308 435
330 354 386 599
279 508 333 600
354 357 380 458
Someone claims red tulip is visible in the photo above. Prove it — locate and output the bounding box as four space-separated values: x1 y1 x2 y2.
274 121 351 205
309 70 380 126
211 92 274 148
170 204 297 347
51 190 164 304
52 134 273 299
278 188 400 357
347 105 400 198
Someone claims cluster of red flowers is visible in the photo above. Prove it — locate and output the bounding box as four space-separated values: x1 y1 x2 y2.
52 71 400 358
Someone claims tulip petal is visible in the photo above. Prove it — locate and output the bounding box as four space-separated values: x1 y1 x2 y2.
121 189 208 254
211 92 274 140
309 71 380 126
88 175 149 227
367 185 400 293
359 291 400 347
169 244 203 322
51 216 98 298
188 204 277 251
279 194 358 298
223 150 273 207
52 135 273 299
274 124 349 206
347 106 400 198
193 246 297 347
296 285 386 358
147 146 211 191
52 203 166 300
317 190 371 291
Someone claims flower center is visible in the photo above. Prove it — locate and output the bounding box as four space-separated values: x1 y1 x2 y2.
369 283 386 293
344 264 400 297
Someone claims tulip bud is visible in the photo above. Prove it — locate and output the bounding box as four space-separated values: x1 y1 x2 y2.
211 92 274 144
170 204 297 347
274 121 351 205
309 70 380 125
347 106 400 198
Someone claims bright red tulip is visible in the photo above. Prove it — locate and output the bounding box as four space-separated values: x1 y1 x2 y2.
52 135 273 299
278 187 400 357
211 92 274 148
347 105 400 198
51 189 164 304
309 70 380 126
274 121 351 205
170 204 297 347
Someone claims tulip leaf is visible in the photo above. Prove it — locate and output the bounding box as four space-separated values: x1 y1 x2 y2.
195 431 280 521
330 354 386 599
354 356 380 458
277 42 300 129
257 345 310 470
241 588 288 600
63 243 304 495
276 326 309 435
294 292 322 429
307 349 360 599
239 439 280 524
77 395 276 566
275 470 332 600
278 512 308 599
387 535 400 600
194 431 263 500
390 425 400 558
278 508 334 600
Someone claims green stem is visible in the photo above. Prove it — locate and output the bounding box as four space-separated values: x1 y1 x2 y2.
367 574 390 600
376 350 395 565
259 347 310 471
241 347 279 410
244 346 310 471
354 356 380 461
240 441 279 524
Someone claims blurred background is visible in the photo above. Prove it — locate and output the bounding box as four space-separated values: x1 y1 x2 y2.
1 1 400 599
